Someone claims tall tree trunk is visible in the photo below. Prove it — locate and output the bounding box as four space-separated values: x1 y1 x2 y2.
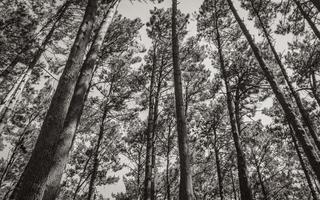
9 0 99 199
250 0 320 152
0 0 71 132
310 0 320 13
171 0 194 199
87 104 109 200
292 0 320 40
213 128 224 200
214 2 253 199
144 45 156 200
227 0 320 183
42 2 118 199
289 125 319 200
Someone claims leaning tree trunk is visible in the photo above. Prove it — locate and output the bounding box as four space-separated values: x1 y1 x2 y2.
144 45 157 200
289 125 319 200
42 2 119 199
292 0 320 40
250 0 320 152
171 0 194 199
9 0 99 199
0 0 71 132
87 103 109 200
310 0 320 13
227 0 320 183
214 2 253 199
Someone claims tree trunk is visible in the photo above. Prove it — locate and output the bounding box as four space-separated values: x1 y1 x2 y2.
227 0 320 183
171 0 194 199
213 129 224 200
251 0 320 153
292 0 320 40
42 2 119 199
144 45 156 200
310 0 320 13
214 2 253 199
87 104 109 200
9 0 99 199
289 125 319 200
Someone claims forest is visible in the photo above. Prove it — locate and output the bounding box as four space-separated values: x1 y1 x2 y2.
1 0 320 199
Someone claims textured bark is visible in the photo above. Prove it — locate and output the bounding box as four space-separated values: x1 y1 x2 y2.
251 0 320 153
172 0 194 199
310 0 320 13
42 2 118 199
292 0 320 40
214 2 253 199
227 0 320 183
9 0 99 199
0 0 71 132
289 125 319 200
213 129 224 200
87 104 109 200
144 46 156 200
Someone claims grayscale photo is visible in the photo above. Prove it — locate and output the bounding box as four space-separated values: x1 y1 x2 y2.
0 0 319 199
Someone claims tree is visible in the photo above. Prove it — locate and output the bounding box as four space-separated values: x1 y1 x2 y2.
171 0 194 199
226 0 320 183
10 0 100 199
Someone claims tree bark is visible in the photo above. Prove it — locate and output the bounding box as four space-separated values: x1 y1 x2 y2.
214 2 253 199
227 0 320 183
289 125 319 200
9 0 99 199
250 0 320 153
42 2 118 199
171 0 194 199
